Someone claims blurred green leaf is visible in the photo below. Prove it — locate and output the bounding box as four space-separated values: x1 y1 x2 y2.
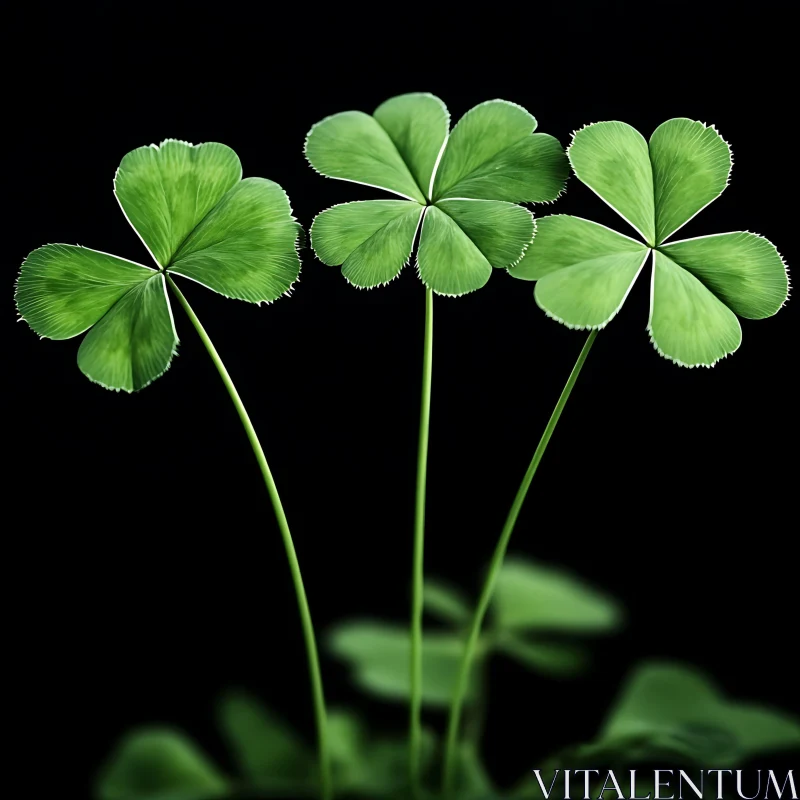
423 578 471 625
496 635 590 677
216 689 315 791
326 708 437 797
96 728 228 800
593 661 800 764
327 709 366 778
328 621 480 706
492 557 623 633
362 732 436 795
453 742 498 799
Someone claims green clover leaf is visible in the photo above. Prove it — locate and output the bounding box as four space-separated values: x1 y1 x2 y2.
216 690 316 792
327 619 482 707
306 93 569 296
95 728 229 800
580 661 800 766
509 119 790 367
326 709 438 797
15 139 302 392
491 556 623 634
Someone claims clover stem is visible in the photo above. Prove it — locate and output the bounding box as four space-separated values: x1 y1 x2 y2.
463 649 490 752
441 329 598 796
166 276 333 800
410 286 434 798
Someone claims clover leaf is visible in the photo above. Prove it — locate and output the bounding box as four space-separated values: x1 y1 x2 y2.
423 578 472 625
491 556 623 634
326 709 439 797
329 559 622 709
306 93 569 296
509 119 790 367
488 557 622 678
95 728 229 800
15 139 302 391
327 620 482 706
561 661 800 767
601 661 800 763
97 702 441 800
216 689 316 793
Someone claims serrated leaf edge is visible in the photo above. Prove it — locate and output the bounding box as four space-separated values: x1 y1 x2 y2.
655 119 734 245
436 197 537 269
507 214 647 284
646 250 742 368
416 203 535 297
567 120 654 244
660 230 791 313
303 112 424 203
14 243 157 340
309 200 426 291
432 98 540 200
167 182 304 306
533 247 651 331
79 273 181 393
373 91 451 202
113 139 244 269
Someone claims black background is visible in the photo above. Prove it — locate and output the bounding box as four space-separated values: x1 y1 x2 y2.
5 1 798 796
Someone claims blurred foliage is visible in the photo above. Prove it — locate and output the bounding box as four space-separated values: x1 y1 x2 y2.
328 557 623 707
511 663 800 798
96 729 228 800
328 623 479 706
570 661 800 765
218 690 316 795
491 558 622 633
95 557 799 799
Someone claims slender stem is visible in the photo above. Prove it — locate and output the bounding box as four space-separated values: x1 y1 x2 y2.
167 277 332 800
410 287 434 797
463 650 490 751
441 330 598 796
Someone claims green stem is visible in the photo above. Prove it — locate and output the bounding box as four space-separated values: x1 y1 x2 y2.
167 277 332 800
463 650 490 751
410 287 434 797
441 330 598 796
